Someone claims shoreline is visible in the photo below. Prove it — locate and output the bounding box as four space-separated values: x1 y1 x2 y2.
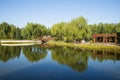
47 41 120 52
1 40 120 51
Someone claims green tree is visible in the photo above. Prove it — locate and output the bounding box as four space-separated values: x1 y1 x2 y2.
0 22 11 39
15 27 21 39
50 17 92 42
51 22 67 40
21 23 48 39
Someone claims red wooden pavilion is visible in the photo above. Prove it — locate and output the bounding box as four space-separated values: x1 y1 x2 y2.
93 33 117 44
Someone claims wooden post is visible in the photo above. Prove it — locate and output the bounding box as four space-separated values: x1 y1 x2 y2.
108 37 109 43
105 37 106 43
95 37 96 43
94 38 95 43
93 37 95 43
103 37 105 43
106 37 108 43
115 36 117 44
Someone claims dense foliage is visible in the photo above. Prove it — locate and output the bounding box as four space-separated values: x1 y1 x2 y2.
0 22 49 40
21 23 49 39
0 16 120 42
50 17 92 41
0 22 21 39
50 17 120 42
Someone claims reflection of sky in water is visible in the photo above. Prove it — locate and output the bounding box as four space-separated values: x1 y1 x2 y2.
0 51 32 77
0 50 75 80
0 46 120 80
88 58 120 80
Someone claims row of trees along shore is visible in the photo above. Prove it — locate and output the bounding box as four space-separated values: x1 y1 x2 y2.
0 17 120 42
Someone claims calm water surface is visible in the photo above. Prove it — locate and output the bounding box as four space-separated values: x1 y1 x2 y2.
0 45 120 80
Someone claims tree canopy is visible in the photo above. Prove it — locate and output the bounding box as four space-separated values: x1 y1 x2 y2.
0 22 21 39
21 23 49 39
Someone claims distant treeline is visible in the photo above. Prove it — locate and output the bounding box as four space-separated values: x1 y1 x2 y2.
0 22 49 40
0 17 120 42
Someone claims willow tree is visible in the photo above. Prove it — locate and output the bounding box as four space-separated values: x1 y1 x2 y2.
21 23 48 39
67 17 92 40
50 22 67 40
50 17 92 42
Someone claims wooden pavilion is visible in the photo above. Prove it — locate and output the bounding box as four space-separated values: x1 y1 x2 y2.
93 33 117 44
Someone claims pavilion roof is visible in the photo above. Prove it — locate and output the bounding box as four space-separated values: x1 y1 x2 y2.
93 33 117 38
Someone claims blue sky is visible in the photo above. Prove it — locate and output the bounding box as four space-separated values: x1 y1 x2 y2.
0 0 120 28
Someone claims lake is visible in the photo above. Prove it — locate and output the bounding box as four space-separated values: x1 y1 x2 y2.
0 45 120 80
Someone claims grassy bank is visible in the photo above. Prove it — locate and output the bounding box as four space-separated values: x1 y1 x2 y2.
47 41 120 51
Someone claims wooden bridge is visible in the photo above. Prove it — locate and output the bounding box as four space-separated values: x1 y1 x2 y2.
36 35 54 44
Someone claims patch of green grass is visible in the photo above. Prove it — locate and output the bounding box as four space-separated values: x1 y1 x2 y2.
47 41 120 51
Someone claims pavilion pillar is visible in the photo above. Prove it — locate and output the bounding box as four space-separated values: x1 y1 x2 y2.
106 37 108 43
108 37 109 43
105 37 106 43
93 37 96 43
115 36 117 44
103 37 105 43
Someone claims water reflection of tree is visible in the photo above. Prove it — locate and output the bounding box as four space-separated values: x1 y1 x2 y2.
22 46 47 62
0 46 21 62
91 50 120 62
51 47 91 73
